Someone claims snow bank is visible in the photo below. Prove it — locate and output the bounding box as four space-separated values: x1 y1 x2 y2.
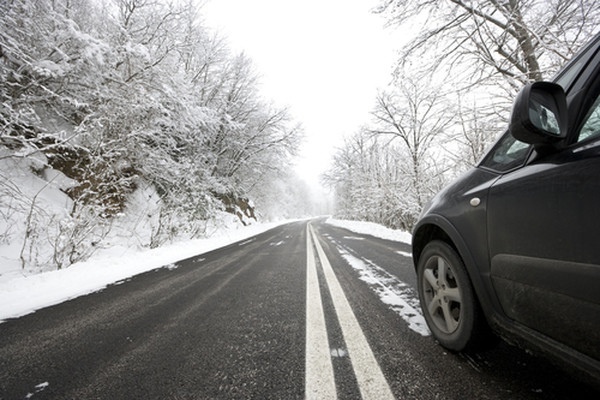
0 215 412 323
325 218 412 244
0 220 288 322
0 147 296 322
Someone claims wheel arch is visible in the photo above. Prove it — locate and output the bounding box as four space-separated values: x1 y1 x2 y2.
412 215 467 272
412 215 499 323
412 221 456 269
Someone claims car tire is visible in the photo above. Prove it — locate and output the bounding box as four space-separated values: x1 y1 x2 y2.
417 240 489 352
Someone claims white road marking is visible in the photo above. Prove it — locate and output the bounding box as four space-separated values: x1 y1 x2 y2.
343 236 365 240
305 226 337 399
308 225 395 400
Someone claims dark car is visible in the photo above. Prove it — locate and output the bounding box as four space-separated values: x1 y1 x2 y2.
412 32 600 385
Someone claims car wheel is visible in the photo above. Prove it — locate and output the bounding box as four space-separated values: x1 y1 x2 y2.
417 240 488 351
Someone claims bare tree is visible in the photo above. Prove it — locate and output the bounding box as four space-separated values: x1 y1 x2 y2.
204 53 303 195
369 77 454 213
323 122 444 231
377 0 600 91
442 95 506 173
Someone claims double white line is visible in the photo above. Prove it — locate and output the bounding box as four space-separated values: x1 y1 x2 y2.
305 224 395 400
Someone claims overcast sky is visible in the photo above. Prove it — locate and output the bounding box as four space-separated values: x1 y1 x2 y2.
202 0 400 190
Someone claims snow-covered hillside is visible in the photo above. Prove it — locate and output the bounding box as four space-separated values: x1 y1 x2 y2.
1 0 318 276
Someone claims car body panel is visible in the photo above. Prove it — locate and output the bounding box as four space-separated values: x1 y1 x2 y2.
487 141 600 361
413 168 501 314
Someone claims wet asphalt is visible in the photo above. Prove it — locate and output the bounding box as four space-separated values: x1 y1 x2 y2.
0 220 597 399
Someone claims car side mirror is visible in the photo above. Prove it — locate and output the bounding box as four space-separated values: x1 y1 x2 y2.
509 82 568 145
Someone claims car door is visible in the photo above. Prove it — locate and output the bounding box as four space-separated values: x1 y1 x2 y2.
485 58 600 361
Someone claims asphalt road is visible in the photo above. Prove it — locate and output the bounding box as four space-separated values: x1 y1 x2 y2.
0 219 598 399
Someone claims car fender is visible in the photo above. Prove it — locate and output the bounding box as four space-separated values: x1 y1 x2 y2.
412 213 505 328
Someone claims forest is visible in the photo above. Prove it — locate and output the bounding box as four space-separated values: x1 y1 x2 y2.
324 0 600 231
0 0 310 270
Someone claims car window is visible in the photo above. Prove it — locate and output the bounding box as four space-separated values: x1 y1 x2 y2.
577 95 600 142
480 133 531 172
574 47 600 143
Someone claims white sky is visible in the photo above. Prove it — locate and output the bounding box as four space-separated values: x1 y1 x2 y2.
201 0 400 189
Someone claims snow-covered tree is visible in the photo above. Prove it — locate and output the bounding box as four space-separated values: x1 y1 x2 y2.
323 125 444 231
324 0 599 231
376 0 600 91
369 77 454 213
0 0 304 268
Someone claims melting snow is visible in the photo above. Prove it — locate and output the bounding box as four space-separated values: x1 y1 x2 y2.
336 248 430 337
25 382 49 398
331 348 348 357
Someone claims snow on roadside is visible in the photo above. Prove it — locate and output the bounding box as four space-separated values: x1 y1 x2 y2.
0 216 413 324
337 248 430 336
323 218 429 336
0 220 289 323
325 218 412 244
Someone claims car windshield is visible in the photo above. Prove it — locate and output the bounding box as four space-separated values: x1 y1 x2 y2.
555 34 600 91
